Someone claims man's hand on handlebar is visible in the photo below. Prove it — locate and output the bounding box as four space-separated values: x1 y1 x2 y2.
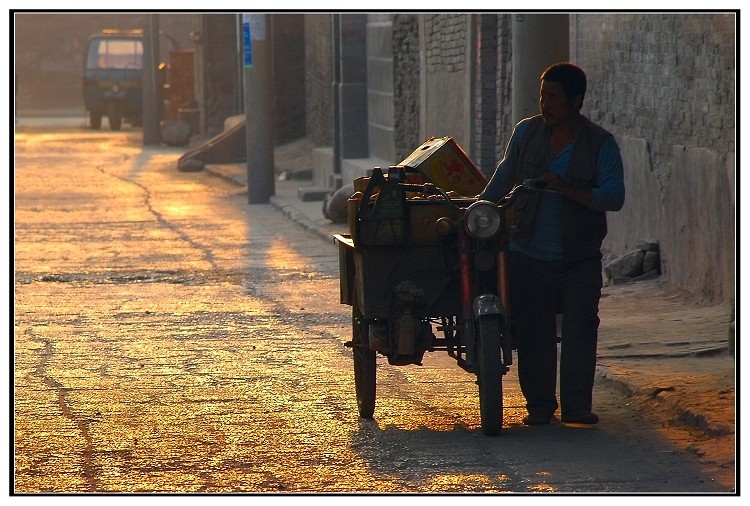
537 173 562 191
534 172 594 207
522 178 549 190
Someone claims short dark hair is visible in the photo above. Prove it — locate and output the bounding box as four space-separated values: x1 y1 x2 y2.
541 62 587 105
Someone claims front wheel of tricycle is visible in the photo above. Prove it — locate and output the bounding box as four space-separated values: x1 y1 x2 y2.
477 314 503 435
352 305 376 418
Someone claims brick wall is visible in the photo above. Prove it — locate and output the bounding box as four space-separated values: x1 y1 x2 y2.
304 15 333 147
473 14 498 176
494 16 514 169
392 14 420 162
424 15 467 73
367 14 395 162
471 14 513 177
575 13 734 163
573 12 735 303
422 14 469 147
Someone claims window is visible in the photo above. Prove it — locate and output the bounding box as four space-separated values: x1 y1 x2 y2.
87 38 143 70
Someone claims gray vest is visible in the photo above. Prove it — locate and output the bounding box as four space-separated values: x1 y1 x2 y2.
510 115 611 261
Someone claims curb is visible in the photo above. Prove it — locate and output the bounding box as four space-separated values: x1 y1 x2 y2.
595 366 733 437
269 197 335 245
203 164 338 245
203 165 245 187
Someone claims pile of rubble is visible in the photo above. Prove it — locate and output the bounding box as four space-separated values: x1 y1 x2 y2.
603 240 661 285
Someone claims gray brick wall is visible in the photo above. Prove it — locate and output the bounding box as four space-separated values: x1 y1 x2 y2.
392 14 420 162
573 12 735 302
367 14 395 162
471 14 513 177
473 14 498 176
304 15 333 147
424 15 467 72
494 15 513 168
422 14 469 147
575 13 734 163
392 13 514 177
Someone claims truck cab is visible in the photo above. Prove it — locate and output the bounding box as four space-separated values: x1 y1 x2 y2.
82 30 144 130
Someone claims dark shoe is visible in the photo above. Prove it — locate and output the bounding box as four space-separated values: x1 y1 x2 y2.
522 414 551 425
561 413 599 424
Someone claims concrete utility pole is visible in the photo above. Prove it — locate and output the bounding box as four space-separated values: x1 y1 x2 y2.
243 13 275 203
142 14 161 145
511 14 569 124
332 14 368 190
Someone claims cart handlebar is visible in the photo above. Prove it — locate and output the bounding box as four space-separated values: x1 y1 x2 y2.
392 178 550 210
496 178 552 208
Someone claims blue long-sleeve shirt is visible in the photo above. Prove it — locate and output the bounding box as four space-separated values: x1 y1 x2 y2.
480 118 625 261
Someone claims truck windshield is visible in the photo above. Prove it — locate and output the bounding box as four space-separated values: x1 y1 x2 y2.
86 38 143 70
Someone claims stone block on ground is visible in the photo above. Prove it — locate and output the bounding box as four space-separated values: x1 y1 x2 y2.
178 158 205 172
604 249 646 279
643 250 660 273
161 120 192 147
297 187 331 202
322 183 355 223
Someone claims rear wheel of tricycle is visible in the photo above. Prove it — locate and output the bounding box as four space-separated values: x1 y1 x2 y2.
352 304 376 418
477 314 503 435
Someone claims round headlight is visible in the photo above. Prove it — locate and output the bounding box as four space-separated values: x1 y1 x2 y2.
465 201 501 239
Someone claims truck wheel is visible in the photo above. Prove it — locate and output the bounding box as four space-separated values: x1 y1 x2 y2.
352 302 376 418
107 103 123 131
90 112 102 130
109 114 123 131
477 314 503 435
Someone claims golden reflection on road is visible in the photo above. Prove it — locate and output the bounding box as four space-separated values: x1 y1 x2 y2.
528 473 558 493
264 236 311 271
528 483 557 492
424 473 511 493
161 204 197 217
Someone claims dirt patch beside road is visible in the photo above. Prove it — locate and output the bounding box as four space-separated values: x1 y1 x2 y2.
596 280 735 490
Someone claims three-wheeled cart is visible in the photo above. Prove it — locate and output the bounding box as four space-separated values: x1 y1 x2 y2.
334 137 519 435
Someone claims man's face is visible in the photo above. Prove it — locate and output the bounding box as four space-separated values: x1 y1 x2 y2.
539 80 580 127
